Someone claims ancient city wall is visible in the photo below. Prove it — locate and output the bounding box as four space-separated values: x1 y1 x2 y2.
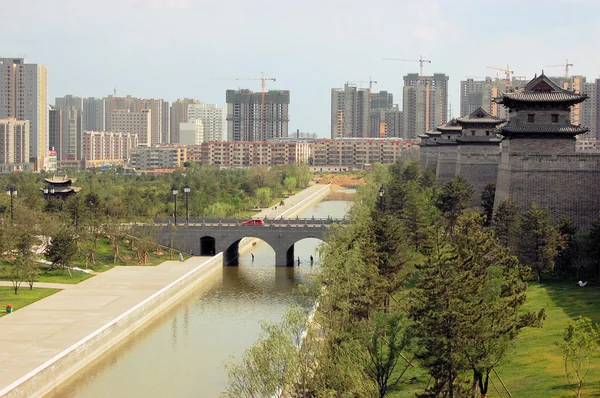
426 146 439 171
455 145 500 202
435 145 457 184
496 153 600 228
419 146 428 167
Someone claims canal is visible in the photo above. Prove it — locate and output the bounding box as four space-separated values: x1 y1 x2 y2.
47 190 353 398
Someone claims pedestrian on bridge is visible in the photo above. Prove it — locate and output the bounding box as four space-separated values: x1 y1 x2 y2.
251 253 255 262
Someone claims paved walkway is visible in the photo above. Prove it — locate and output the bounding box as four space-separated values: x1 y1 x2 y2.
0 282 76 290
0 184 330 397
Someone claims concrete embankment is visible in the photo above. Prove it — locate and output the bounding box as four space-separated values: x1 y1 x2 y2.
0 255 223 398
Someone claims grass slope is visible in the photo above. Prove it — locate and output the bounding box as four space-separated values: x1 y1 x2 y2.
389 280 600 397
0 286 60 317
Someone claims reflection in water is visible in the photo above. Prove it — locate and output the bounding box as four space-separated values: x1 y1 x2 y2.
47 195 353 398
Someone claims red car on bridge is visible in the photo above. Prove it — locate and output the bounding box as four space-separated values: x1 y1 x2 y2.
241 219 265 226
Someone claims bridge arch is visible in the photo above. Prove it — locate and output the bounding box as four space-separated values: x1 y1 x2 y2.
199 236 216 256
222 236 277 266
287 237 327 266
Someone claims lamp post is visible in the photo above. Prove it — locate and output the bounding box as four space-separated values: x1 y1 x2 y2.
5 186 17 220
378 185 385 212
184 184 190 225
171 185 179 225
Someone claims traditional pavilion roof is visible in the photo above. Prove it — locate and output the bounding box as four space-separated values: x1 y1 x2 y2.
436 119 462 133
496 73 587 106
436 138 458 145
44 172 77 185
457 107 505 125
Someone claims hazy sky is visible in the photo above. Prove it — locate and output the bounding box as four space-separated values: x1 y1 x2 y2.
4 0 600 136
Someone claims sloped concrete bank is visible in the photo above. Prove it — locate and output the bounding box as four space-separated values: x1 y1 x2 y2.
0 255 223 398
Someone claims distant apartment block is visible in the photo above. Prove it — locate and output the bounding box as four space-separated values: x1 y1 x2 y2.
83 131 138 162
130 146 187 170
403 73 448 139
179 120 204 145
51 97 84 161
83 97 106 132
183 141 310 168
106 96 168 145
171 98 203 144
110 109 152 146
226 90 290 142
0 58 48 168
0 118 30 165
331 84 370 138
312 138 418 167
460 77 529 119
187 103 226 142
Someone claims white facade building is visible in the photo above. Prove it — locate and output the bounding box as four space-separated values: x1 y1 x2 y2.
187 103 226 142
0 58 48 168
179 120 204 145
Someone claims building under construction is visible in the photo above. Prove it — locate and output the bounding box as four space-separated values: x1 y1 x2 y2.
402 73 449 139
226 89 290 142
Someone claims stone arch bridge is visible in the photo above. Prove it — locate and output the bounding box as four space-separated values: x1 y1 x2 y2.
156 218 342 266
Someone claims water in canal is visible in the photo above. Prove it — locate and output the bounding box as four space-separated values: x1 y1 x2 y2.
47 191 353 398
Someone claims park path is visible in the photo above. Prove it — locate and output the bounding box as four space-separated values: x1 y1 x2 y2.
0 183 330 397
0 281 76 290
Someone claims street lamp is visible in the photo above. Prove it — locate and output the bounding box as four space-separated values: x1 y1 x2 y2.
5 186 17 219
184 184 191 225
378 185 385 212
171 185 179 225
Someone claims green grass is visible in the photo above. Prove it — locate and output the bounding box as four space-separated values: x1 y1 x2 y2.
389 279 600 397
0 286 60 317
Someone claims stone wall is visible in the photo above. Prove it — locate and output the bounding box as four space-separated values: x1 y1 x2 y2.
509 137 576 155
495 152 600 228
456 144 500 204
426 146 439 171
436 145 458 184
419 146 428 167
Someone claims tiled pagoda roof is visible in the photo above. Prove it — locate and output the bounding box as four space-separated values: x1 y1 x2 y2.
436 119 462 133
457 107 505 125
500 125 589 135
496 73 587 106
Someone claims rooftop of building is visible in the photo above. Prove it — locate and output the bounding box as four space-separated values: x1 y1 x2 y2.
496 73 587 105
437 119 462 132
456 107 505 125
44 172 77 184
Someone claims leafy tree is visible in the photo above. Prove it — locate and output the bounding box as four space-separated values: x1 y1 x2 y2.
558 316 600 398
365 311 413 398
402 160 421 182
518 202 560 281
493 198 521 252
584 214 600 278
556 216 581 276
296 165 312 188
4 256 26 294
401 181 430 252
132 224 159 265
24 259 39 290
255 187 272 208
45 227 78 276
437 176 474 235
283 177 297 194
480 182 496 226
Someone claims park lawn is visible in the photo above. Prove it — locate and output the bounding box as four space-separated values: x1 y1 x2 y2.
0 286 60 317
388 279 600 397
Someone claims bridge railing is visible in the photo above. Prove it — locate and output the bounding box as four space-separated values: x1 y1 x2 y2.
159 216 347 226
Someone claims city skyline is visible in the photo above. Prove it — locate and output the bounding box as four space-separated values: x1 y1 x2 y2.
5 0 600 137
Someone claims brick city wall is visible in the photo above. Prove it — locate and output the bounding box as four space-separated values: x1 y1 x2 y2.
436 145 458 184
495 153 600 228
426 146 439 171
456 144 500 204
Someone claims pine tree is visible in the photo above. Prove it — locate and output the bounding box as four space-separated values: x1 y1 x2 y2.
480 182 496 226
492 198 521 253
437 176 474 235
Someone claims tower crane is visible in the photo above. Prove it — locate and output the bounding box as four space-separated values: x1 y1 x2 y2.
212 72 276 139
487 65 514 87
346 77 378 91
382 55 431 78
544 59 573 89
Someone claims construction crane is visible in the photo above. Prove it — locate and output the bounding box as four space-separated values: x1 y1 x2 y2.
487 65 514 87
382 55 431 78
212 72 276 139
544 59 573 90
346 77 378 91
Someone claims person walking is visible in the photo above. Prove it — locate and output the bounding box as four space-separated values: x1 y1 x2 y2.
179 252 184 262
297 256 301 267
251 253 255 262
310 255 314 264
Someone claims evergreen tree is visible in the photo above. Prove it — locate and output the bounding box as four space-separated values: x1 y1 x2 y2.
45 227 78 276
493 198 521 253
401 181 430 252
480 182 496 226
437 176 474 235
584 214 600 278
420 167 437 188
518 202 560 281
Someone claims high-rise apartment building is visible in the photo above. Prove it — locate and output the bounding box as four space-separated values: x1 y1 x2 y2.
171 98 203 144
226 90 290 142
0 119 30 165
106 96 168 145
187 103 226 142
402 73 448 139
83 131 138 162
110 109 152 146
461 77 533 120
370 91 402 138
331 84 370 138
179 119 204 145
54 96 84 160
83 97 106 132
0 58 48 169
